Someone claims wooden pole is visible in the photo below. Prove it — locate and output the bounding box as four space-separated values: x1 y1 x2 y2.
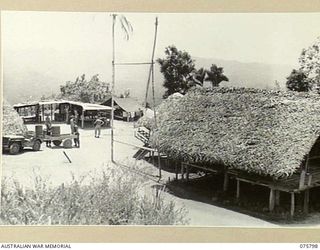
236 179 240 200
269 188 275 212
158 151 161 179
144 17 158 114
290 192 295 217
81 110 84 129
181 163 185 180
63 151 72 163
152 151 155 166
223 170 229 192
110 14 116 163
186 164 190 181
299 170 306 189
175 161 178 180
304 189 310 214
50 104 53 121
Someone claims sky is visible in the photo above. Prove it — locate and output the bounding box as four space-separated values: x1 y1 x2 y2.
2 11 320 100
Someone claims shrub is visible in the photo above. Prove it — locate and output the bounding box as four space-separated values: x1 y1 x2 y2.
0 165 188 225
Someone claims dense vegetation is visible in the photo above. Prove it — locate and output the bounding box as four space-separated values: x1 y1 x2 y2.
59 74 111 103
157 45 228 98
0 164 188 225
287 37 320 93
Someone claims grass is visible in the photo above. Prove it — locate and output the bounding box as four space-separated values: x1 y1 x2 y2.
0 163 188 225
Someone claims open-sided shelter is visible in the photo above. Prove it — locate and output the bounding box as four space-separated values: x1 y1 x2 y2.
150 87 320 216
14 100 112 128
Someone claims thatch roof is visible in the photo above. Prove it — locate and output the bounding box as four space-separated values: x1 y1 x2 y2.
2 100 28 136
149 87 320 179
137 93 183 130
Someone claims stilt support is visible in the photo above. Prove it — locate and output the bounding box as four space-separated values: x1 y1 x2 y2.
223 171 229 192
175 162 178 180
304 189 310 214
236 179 240 200
290 192 295 217
181 163 185 180
269 188 275 212
186 165 190 181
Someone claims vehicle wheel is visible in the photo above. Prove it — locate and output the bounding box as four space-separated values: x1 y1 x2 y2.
32 140 41 151
53 140 62 146
9 143 21 155
63 139 72 148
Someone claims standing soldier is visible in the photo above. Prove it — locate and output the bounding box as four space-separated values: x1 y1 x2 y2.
45 115 52 147
70 115 75 134
94 116 104 138
73 125 80 148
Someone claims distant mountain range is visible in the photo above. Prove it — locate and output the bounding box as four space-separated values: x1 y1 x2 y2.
3 56 294 105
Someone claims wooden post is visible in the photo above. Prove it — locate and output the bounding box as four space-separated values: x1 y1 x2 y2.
50 104 53 121
181 163 185 180
290 192 295 217
152 151 155 166
110 14 116 163
269 188 275 212
275 190 280 206
81 110 85 129
175 161 178 180
223 170 229 192
236 179 240 200
41 105 44 122
186 164 190 181
304 189 310 214
299 170 306 189
307 174 312 186
157 150 161 179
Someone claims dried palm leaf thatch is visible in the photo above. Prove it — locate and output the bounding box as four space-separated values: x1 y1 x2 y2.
149 87 320 179
2 100 28 136
137 94 183 130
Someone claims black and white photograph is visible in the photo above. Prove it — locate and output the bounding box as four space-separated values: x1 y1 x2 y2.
2 11 320 227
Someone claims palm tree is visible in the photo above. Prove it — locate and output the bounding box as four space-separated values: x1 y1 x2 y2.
205 64 229 87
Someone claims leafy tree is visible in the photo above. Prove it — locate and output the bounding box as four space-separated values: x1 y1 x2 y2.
157 46 196 98
299 37 320 92
286 69 310 92
60 74 111 103
205 64 229 87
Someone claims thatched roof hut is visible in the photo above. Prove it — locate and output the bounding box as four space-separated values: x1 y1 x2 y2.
2 100 28 136
150 87 320 179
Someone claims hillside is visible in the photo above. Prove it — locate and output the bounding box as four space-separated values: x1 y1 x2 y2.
3 56 294 105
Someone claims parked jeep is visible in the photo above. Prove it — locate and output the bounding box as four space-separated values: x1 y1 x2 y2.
2 132 43 155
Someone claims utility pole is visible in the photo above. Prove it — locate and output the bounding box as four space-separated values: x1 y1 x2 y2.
111 14 116 163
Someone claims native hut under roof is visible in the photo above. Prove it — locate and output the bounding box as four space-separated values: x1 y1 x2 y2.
148 87 320 215
151 87 320 179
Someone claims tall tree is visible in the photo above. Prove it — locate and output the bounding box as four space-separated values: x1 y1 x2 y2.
299 37 320 92
60 74 111 103
205 64 229 87
286 69 310 92
157 45 196 98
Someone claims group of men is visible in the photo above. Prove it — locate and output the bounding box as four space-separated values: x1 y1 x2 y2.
44 114 106 148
